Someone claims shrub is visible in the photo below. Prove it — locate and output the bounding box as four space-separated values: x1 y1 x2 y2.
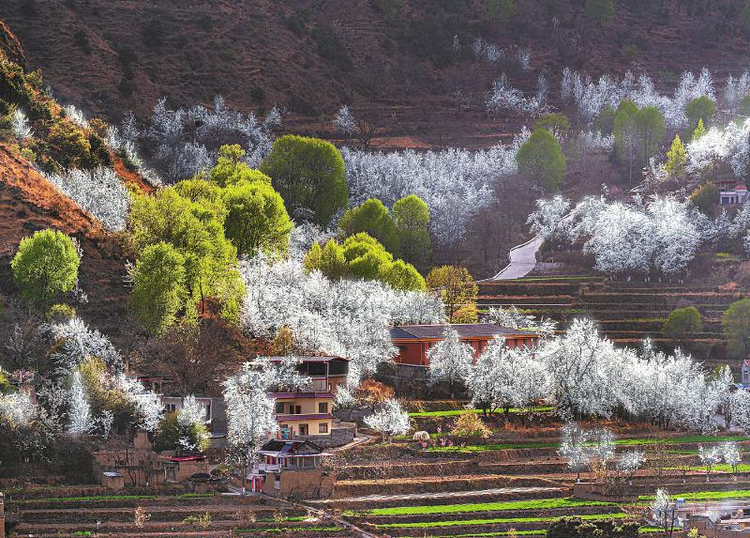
689 183 718 214
663 306 702 342
487 0 516 24
46 303 77 323
339 198 400 256
723 298 750 358
534 113 571 137
686 96 717 132
451 411 491 438
584 0 615 26
11 229 81 304
73 29 92 54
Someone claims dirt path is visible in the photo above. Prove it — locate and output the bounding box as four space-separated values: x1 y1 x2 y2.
307 485 565 505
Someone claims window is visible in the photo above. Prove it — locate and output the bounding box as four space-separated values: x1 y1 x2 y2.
318 422 328 434
318 402 328 414
291 405 301 414
299 424 309 436
165 403 176 412
204 402 211 421
275 402 285 414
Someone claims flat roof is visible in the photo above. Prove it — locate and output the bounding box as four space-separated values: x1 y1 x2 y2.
266 356 349 363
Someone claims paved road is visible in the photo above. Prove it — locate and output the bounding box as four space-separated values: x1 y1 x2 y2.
307 485 565 505
490 235 545 280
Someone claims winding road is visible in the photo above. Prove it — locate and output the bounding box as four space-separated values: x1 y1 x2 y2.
489 234 545 280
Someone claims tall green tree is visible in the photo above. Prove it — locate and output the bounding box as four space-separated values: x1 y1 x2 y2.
686 96 717 134
515 128 567 191
11 229 80 304
635 106 665 167
339 198 400 256
723 299 750 358
662 306 702 344
392 195 431 271
222 181 292 257
664 134 687 178
130 242 187 334
209 145 272 188
614 100 639 184
260 135 348 227
426 265 478 322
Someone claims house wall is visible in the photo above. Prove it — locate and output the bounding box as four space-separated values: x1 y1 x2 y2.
262 469 335 500
277 418 332 437
394 336 538 366
275 396 332 415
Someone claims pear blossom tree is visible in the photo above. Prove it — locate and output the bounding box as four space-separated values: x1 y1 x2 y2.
223 364 278 494
11 109 33 140
486 305 557 339
722 442 742 476
427 328 474 399
698 444 722 481
176 395 210 452
651 488 679 537
67 369 93 435
364 398 411 442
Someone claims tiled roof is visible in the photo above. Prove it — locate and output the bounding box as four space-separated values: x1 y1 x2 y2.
390 323 537 340
266 356 349 363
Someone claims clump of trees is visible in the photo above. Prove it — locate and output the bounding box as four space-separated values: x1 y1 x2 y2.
425 265 478 322
516 128 567 191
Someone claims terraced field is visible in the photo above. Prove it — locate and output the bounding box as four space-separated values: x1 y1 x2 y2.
477 276 745 364
6 493 347 538
304 412 750 538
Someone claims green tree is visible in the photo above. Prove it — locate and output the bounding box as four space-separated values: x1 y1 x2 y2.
515 128 567 191
260 135 349 227
686 96 717 134
723 298 750 358
343 233 394 281
689 182 719 214
595 105 617 136
426 265 478 322
153 411 210 453
740 94 750 117
209 145 272 188
635 106 665 167
392 195 431 271
693 118 706 140
131 242 187 334
614 100 640 183
664 134 687 178
382 259 426 292
339 198 400 255
222 180 292 257
663 306 702 343
487 0 516 24
128 188 243 320
319 239 348 280
11 229 80 304
534 113 571 137
585 0 616 26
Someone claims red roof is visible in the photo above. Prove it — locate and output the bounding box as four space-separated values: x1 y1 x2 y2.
738 186 748 191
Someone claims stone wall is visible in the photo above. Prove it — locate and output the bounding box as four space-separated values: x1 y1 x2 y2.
263 470 335 500
298 423 356 448
375 362 468 399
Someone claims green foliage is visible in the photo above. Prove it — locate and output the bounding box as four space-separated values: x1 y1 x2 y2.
635 106 665 165
260 135 348 227
222 180 292 257
370 0 405 20
392 195 431 270
585 0 616 26
304 233 424 291
534 113 571 137
515 128 566 191
130 242 188 334
614 101 665 177
693 118 706 140
46 303 76 323
311 22 352 71
686 96 717 134
595 106 617 136
209 145 272 188
128 187 244 325
723 298 750 358
663 306 702 341
153 412 210 453
689 182 718 213
426 265 477 322
0 51 53 121
11 229 80 304
664 134 687 177
365 498 616 517
339 198 400 256
0 369 15 394
487 0 516 24
622 44 640 60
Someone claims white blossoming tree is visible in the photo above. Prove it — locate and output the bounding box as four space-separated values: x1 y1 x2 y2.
364 398 410 442
67 369 93 435
427 328 474 399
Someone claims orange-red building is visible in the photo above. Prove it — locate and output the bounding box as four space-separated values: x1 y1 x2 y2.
390 324 540 367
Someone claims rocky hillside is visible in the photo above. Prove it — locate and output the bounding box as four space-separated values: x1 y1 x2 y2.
4 0 750 148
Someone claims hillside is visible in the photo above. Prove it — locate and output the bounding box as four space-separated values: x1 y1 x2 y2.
4 1 750 148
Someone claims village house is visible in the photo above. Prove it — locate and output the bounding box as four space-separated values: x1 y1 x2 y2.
741 360 750 385
390 324 540 367
720 185 750 205
267 356 348 440
250 439 334 498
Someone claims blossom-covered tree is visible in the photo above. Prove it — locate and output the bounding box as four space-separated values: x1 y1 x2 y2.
67 369 93 435
427 328 474 399
364 398 410 442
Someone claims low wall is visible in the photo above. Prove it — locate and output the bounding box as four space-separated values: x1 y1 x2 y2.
375 363 468 399
573 482 639 503
298 423 356 448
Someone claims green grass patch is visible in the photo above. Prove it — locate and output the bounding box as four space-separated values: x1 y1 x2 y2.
360 497 618 517
239 526 345 534
376 512 631 529
409 407 552 418
397 526 662 538
19 491 214 504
